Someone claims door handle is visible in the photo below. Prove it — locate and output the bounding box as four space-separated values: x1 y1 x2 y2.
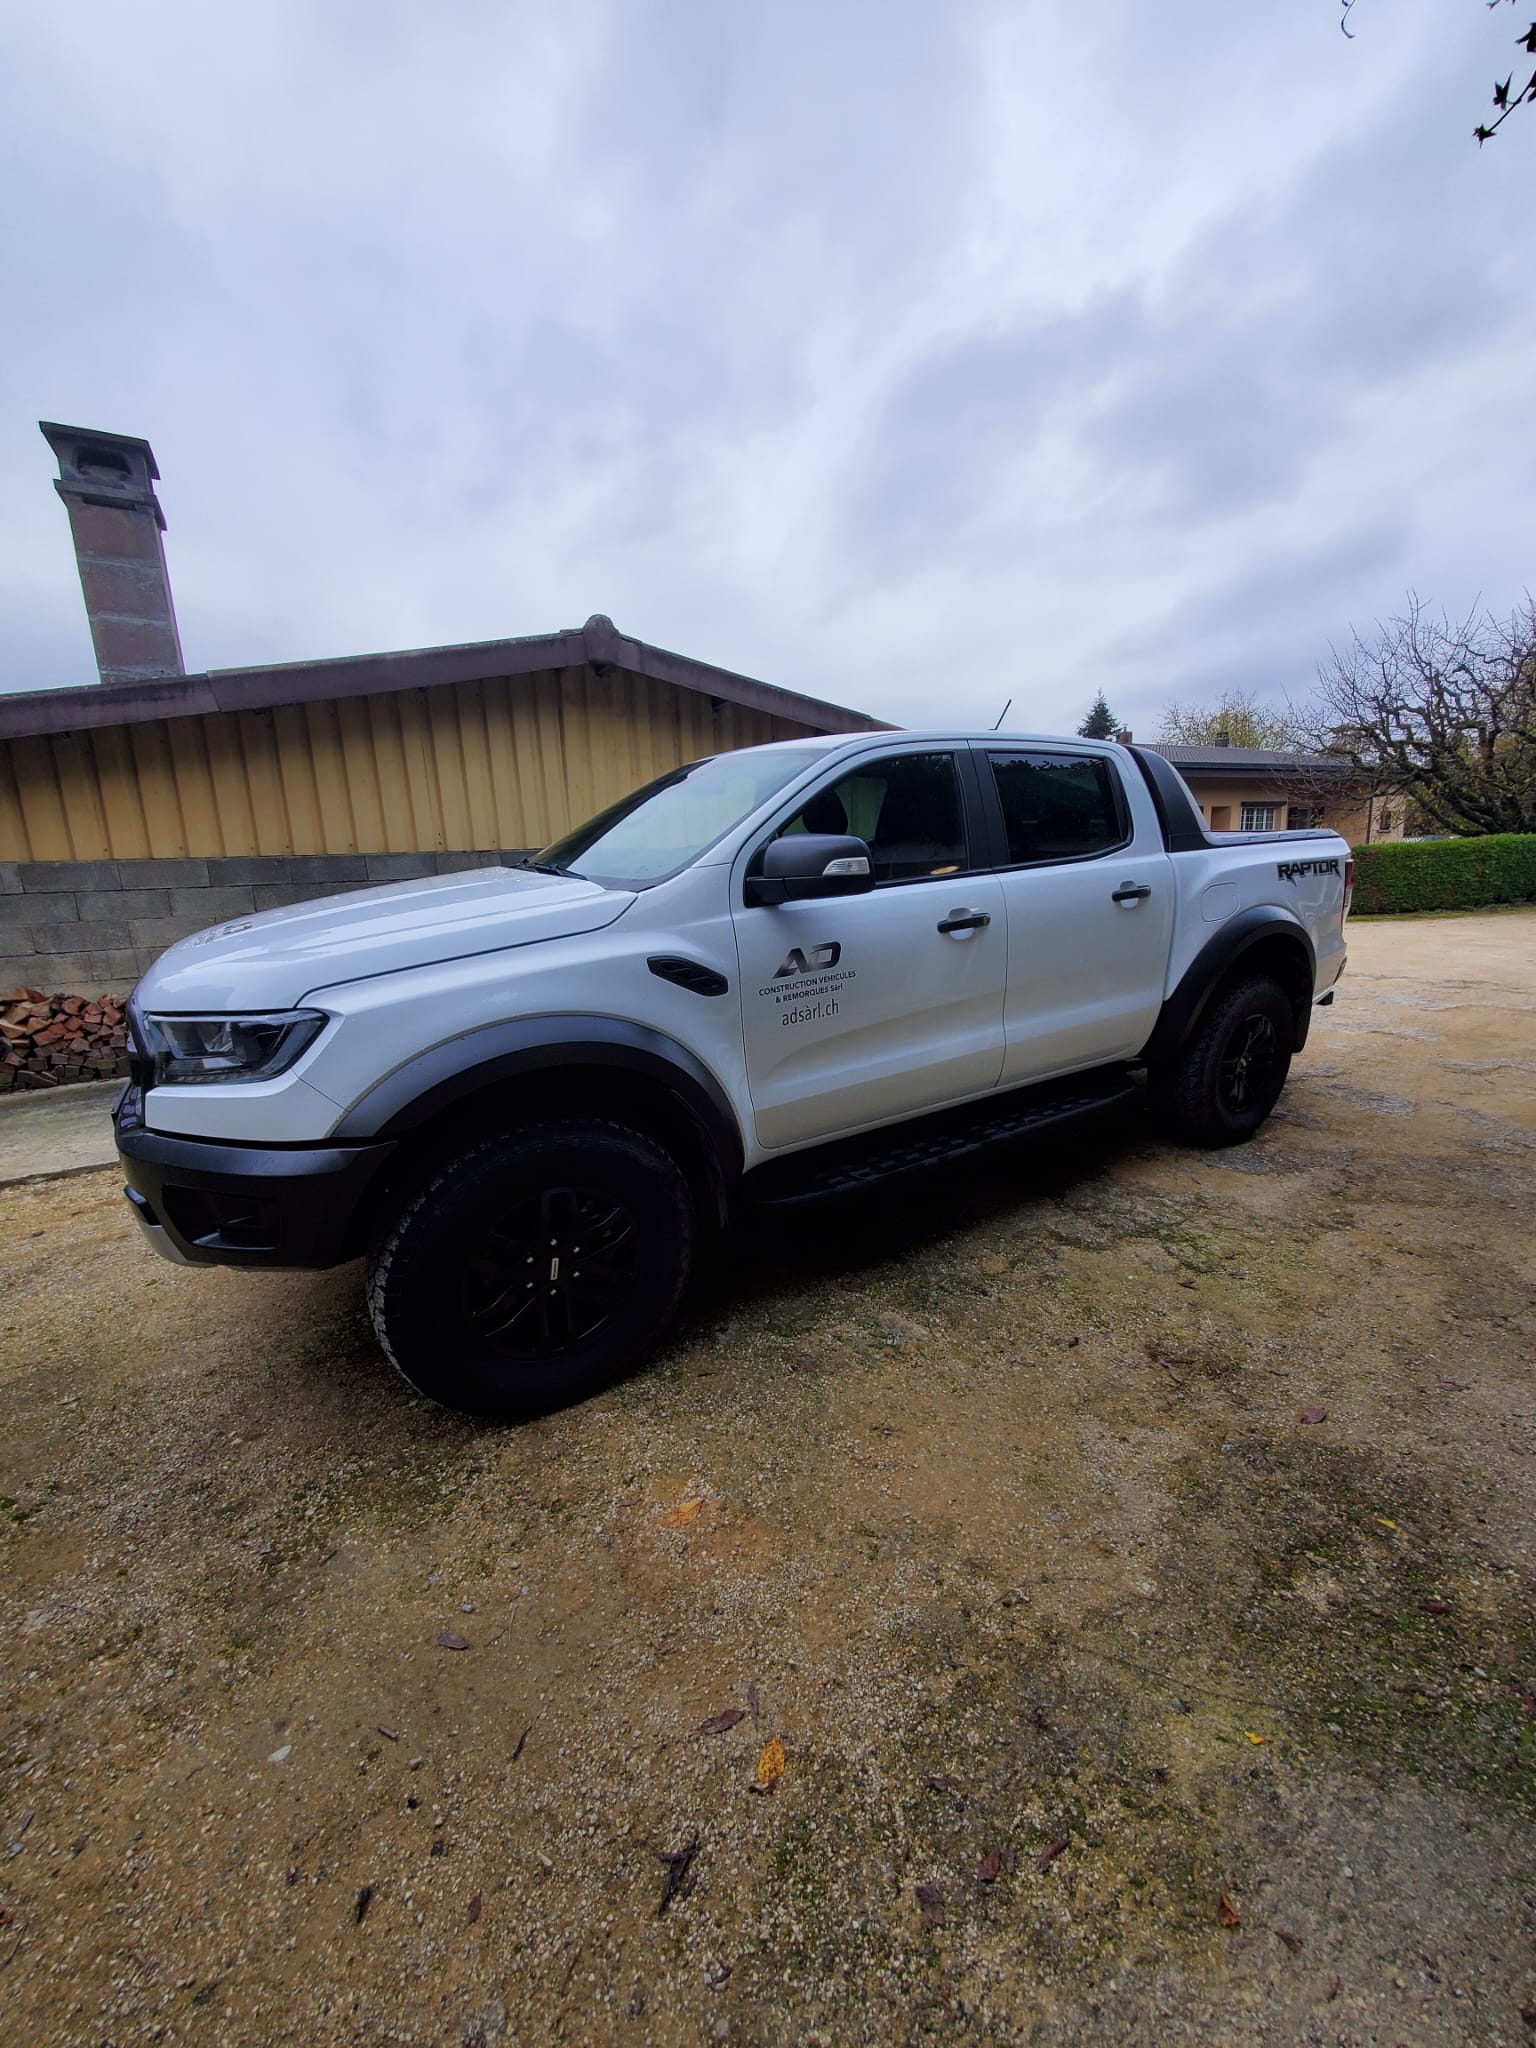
937 910 991 935
1111 883 1152 904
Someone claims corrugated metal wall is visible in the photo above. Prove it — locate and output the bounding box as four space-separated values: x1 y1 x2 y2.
0 664 812 860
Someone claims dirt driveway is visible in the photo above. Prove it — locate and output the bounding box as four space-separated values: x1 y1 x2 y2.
2 909 1534 2047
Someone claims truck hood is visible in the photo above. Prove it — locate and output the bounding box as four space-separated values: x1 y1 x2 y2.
136 866 634 1013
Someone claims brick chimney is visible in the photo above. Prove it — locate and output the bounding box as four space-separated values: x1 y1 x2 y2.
40 421 184 687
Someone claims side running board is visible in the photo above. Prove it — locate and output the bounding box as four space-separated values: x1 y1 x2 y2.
746 1069 1140 1209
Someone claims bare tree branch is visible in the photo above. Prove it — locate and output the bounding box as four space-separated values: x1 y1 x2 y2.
1293 593 1536 835
1342 1 1536 144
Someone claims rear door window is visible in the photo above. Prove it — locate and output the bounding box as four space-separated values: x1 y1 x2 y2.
987 752 1127 865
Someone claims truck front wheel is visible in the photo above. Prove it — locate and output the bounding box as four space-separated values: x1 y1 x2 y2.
367 1119 696 1419
1151 974 1295 1148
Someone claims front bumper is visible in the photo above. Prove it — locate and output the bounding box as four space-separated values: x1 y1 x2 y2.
114 1084 396 1268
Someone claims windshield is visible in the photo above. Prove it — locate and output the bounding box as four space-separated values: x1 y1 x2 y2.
533 747 819 887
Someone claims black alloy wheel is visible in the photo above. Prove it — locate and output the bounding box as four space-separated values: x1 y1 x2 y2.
1152 973 1295 1148
367 1119 696 1419
462 1185 641 1360
1217 1011 1284 1119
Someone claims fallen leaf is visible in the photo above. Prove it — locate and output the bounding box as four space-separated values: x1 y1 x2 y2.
437 1630 470 1651
512 1725 531 1761
1218 1893 1241 1928
1516 1691 1536 1717
467 1893 482 1926
914 1882 945 1926
975 1848 1001 1883
791 1356 819 1375
1374 1517 1398 1532
376 1726 399 1742
1244 1731 1267 1746
662 1498 704 1530
703 1958 732 1989
355 1884 375 1926
0 1908 14 1927
697 1709 746 1736
1417 1599 1450 1615
754 1737 786 1793
1037 1838 1068 1873
1438 1379 1471 1392
1276 1927 1303 1954
1327 1975 1341 2001
925 1774 959 1796
15 1811 33 1835
1298 1406 1327 1425
656 1833 700 1916
747 1683 763 1727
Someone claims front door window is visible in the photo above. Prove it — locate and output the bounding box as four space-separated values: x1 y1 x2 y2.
776 752 967 883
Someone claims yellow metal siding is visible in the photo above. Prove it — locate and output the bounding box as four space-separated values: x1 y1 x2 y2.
0 665 818 861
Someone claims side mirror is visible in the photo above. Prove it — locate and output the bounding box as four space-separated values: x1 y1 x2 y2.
744 833 875 907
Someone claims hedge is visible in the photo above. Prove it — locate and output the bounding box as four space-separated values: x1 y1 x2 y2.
1350 833 1536 915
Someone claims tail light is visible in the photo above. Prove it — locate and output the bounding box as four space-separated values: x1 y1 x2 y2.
1343 857 1354 921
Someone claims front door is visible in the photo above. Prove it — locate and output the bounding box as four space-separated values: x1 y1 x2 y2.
732 749 1007 1150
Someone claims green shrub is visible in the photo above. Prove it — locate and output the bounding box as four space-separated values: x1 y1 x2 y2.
1350 834 1536 915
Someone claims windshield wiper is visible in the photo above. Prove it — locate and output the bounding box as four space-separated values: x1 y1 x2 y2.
522 858 569 876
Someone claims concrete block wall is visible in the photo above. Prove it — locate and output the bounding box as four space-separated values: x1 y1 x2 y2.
0 850 531 996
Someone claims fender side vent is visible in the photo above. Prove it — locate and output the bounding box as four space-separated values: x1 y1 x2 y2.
648 955 729 998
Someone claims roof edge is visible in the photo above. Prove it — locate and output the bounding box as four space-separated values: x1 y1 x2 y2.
0 617 890 742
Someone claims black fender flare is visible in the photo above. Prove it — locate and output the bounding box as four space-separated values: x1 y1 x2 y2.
329 1014 744 1202
1139 907 1317 1067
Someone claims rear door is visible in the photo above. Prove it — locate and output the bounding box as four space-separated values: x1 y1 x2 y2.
980 747 1173 1085
732 747 1006 1149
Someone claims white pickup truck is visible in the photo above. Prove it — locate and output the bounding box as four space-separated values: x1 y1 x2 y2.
114 732 1349 1416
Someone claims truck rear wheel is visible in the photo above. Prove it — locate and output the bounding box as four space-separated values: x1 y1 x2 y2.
367 1119 696 1419
1152 974 1294 1148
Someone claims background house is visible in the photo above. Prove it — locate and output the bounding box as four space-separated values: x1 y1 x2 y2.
0 424 884 995
1140 740 1403 844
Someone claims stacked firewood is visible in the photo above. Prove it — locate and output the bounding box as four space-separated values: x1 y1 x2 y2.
0 988 132 1091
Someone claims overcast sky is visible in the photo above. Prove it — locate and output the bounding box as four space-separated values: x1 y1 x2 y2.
1 1 1531 736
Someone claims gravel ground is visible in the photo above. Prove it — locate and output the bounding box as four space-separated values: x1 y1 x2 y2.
2 908 1534 2048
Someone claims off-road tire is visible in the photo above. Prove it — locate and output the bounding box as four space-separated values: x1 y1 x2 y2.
367 1119 696 1419
1151 974 1295 1148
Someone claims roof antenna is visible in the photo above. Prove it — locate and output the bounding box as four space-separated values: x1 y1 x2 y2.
992 697 1013 731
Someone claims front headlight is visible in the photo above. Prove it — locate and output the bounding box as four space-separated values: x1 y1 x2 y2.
139 1010 327 1085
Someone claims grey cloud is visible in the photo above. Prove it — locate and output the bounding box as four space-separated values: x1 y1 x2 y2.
841 291 1142 575
1 0 1533 747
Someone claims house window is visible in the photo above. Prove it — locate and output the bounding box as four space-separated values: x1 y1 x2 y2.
1287 806 1318 830
1240 803 1278 831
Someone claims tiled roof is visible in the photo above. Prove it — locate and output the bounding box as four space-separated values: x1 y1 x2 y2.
0 614 889 742
1145 743 1352 775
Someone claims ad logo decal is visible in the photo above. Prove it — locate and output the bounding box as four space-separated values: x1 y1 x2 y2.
773 941 842 979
